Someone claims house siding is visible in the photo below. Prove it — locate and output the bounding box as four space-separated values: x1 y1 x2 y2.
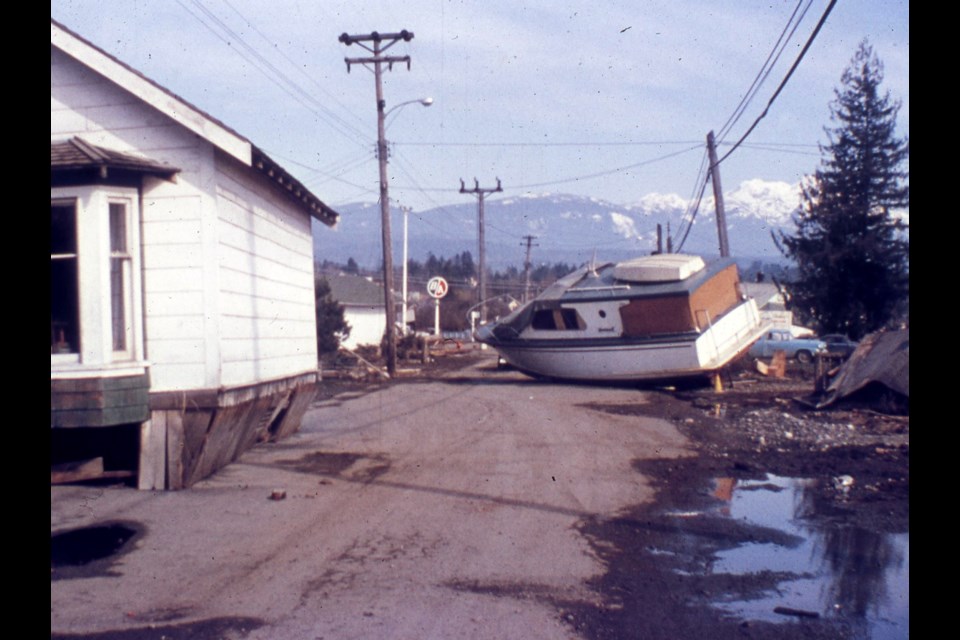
215 158 319 387
341 306 387 349
52 27 325 489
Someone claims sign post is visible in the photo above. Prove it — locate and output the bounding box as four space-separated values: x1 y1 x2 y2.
426 276 449 337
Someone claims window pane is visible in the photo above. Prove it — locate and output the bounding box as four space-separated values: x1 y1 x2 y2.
51 202 79 353
109 203 127 253
109 203 128 351
51 202 76 254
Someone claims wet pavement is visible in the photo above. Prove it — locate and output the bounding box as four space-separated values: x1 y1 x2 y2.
51 352 908 639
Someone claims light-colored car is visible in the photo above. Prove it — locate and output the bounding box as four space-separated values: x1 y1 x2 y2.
748 329 828 363
818 334 859 359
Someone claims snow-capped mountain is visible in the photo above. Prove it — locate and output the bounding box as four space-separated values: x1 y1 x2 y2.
312 179 804 270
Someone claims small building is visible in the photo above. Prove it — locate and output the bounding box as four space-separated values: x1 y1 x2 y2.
741 281 812 337
51 20 340 489
322 272 387 350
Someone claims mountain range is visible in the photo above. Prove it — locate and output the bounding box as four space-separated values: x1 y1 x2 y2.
312 178 804 272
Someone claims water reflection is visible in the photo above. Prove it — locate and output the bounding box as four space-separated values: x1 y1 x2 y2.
710 474 908 639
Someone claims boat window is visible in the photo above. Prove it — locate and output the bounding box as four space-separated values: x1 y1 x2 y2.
531 307 585 331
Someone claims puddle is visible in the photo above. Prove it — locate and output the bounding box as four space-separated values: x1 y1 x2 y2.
708 474 908 639
51 521 143 581
51 522 138 567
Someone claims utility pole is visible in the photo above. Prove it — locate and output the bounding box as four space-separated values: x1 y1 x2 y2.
459 178 502 323
521 235 538 303
339 30 414 376
706 130 731 258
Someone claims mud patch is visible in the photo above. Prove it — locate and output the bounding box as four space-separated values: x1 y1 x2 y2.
578 401 651 417
50 616 265 640
276 450 392 483
51 521 143 581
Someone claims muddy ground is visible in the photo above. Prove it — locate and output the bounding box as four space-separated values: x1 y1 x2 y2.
53 350 907 640
403 349 910 639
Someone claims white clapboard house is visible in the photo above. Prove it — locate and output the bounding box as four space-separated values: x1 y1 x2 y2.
51 19 340 489
322 272 388 350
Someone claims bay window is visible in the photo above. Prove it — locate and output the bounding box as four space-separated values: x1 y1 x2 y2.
50 186 143 370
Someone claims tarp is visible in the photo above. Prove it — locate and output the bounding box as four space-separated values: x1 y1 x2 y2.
816 328 909 409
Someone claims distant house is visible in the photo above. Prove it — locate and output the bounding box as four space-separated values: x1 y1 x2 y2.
323 272 387 350
741 281 812 337
51 20 340 489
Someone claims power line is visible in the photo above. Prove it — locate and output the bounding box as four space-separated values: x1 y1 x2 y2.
717 0 813 142
174 0 373 146
717 0 838 165
217 0 371 138
391 140 705 148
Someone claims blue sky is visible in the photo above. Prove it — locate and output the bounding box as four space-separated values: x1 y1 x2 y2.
51 0 909 214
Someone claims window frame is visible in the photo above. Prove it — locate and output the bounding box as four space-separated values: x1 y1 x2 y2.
51 185 144 371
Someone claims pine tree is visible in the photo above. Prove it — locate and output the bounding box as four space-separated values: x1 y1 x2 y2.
315 276 351 355
777 40 908 340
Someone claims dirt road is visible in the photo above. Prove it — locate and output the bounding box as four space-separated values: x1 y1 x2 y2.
51 357 693 639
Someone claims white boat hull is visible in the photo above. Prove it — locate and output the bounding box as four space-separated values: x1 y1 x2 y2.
485 299 765 382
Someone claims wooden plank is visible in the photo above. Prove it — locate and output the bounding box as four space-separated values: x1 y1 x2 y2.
138 417 166 490
271 383 317 441
51 457 103 484
165 410 186 490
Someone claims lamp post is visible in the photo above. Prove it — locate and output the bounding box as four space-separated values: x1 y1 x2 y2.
384 98 431 340
401 205 410 335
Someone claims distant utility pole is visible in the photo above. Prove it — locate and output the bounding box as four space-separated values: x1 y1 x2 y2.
339 29 415 377
706 130 731 258
460 178 502 323
521 235 538 302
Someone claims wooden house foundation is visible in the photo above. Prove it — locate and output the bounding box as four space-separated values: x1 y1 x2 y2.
139 374 317 490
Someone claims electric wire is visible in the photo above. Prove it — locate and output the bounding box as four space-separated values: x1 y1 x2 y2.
716 0 813 142
717 0 838 165
217 0 371 138
174 0 373 147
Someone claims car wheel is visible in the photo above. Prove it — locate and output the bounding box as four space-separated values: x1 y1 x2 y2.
796 350 812 364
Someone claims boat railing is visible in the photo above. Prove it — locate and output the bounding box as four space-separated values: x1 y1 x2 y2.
571 285 632 293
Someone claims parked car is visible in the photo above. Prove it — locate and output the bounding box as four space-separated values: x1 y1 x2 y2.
748 329 828 363
818 334 859 359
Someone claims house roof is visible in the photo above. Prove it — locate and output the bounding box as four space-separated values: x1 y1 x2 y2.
741 282 785 310
52 137 180 181
323 273 386 307
51 19 339 227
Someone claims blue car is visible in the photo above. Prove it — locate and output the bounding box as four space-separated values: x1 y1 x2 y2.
818 334 859 359
748 330 828 364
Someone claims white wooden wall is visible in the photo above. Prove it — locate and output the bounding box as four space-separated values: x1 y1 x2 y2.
341 306 387 350
52 46 319 392
215 160 318 387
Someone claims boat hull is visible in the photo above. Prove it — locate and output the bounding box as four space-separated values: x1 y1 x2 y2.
480 299 766 382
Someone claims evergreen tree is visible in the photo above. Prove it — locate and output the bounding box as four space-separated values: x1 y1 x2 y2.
777 40 908 339
315 276 351 355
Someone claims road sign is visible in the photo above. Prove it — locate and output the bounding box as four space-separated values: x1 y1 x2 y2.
427 276 449 299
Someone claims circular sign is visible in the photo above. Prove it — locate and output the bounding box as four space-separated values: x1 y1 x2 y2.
426 276 449 299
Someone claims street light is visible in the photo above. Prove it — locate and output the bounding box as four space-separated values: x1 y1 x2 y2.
377 96 432 371
386 97 433 123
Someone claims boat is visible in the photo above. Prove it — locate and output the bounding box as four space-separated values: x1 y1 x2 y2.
475 253 768 382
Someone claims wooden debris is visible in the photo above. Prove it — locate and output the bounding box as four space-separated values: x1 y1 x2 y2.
51 457 134 484
756 351 787 378
773 606 820 619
